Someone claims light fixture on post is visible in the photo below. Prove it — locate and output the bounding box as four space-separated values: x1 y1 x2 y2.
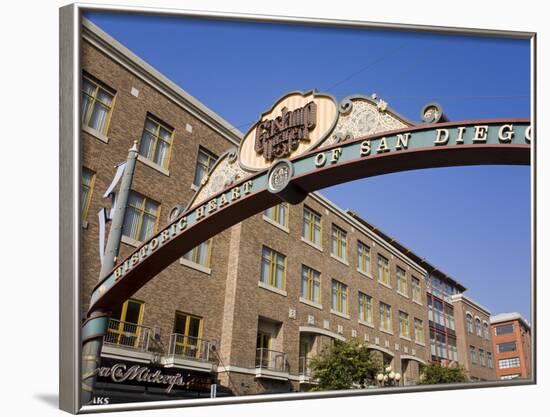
376 365 402 387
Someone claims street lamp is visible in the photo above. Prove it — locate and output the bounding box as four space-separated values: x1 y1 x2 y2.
376 365 402 387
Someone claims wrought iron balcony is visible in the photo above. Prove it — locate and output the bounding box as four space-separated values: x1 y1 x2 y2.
104 319 152 351
167 333 215 362
255 348 288 373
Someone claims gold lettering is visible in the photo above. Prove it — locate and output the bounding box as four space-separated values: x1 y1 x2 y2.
360 140 371 156
208 199 217 213
472 125 489 143
525 126 531 143
498 124 514 143
456 127 466 144
376 137 390 153
434 129 449 145
219 194 228 207
243 180 253 195
395 133 410 151
177 216 187 231
196 205 206 220
331 148 342 163
231 187 241 201
315 152 326 167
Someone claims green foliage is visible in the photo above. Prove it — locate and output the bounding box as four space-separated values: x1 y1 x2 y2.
309 339 381 391
419 362 468 385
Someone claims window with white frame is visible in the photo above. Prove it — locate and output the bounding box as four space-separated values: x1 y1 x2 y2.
122 191 160 242
302 206 322 246
479 349 486 366
466 313 474 334
397 267 408 295
357 241 371 275
411 276 421 303
183 239 212 268
358 292 373 324
487 352 494 368
399 311 410 338
264 202 289 228
377 255 391 287
138 115 174 169
81 73 115 135
483 321 490 339
475 317 482 336
260 246 286 290
331 279 349 315
414 318 424 343
301 265 321 304
331 225 347 261
469 346 477 364
193 146 217 187
379 302 392 332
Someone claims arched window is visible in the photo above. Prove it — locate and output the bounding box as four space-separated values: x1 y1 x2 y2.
466 313 473 334
475 317 482 336
483 322 490 339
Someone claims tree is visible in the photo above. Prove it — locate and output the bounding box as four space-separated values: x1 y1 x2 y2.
309 339 381 391
419 362 467 385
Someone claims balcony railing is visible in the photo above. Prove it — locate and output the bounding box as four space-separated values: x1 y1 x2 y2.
168 333 215 362
299 356 313 377
255 348 288 373
104 319 152 351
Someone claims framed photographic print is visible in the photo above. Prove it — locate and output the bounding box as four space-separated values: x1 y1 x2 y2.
59 3 535 413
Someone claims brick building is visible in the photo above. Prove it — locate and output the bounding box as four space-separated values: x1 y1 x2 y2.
490 313 531 380
80 18 498 402
451 294 496 381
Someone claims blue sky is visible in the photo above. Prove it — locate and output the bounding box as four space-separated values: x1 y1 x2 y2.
85 12 531 320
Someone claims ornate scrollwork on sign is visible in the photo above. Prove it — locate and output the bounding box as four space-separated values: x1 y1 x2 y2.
323 96 412 147
339 98 353 115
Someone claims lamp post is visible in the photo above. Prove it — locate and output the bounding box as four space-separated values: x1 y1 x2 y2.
376 365 402 387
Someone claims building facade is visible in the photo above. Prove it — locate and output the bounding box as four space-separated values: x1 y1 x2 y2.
452 295 496 381
80 19 499 402
490 313 531 380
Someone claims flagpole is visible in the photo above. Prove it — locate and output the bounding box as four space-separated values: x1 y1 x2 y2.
81 141 139 405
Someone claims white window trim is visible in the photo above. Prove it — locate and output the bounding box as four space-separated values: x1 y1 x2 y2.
190 183 200 192
137 154 170 177
301 236 323 252
356 268 373 279
397 290 409 299
82 124 109 144
379 328 394 336
412 299 423 307
121 235 141 248
180 257 212 275
330 252 349 266
415 340 426 347
330 309 350 320
358 318 374 328
262 214 290 233
378 280 392 290
299 297 323 310
258 280 287 297
399 335 412 342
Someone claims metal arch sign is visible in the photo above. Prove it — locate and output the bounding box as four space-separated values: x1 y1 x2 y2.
85 93 531 327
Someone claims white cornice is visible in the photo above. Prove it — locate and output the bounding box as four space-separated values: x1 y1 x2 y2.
490 312 531 329
451 294 491 316
82 18 243 147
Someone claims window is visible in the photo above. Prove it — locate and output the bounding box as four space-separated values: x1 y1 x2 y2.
411 276 421 303
449 339 459 361
331 225 347 260
399 311 410 338
256 331 272 368
302 206 322 246
122 191 160 242
331 279 349 315
193 147 217 186
138 115 174 169
260 246 286 290
183 239 212 268
377 255 391 287
446 310 456 331
466 313 473 334
301 265 321 304
81 167 95 220
483 322 490 339
499 357 520 369
414 319 424 343
358 292 373 324
487 352 494 368
500 374 520 380
469 346 477 364
81 73 115 135
479 350 486 366
397 267 408 295
357 241 371 275
264 203 289 228
106 299 144 348
173 312 203 359
497 341 517 353
379 302 392 332
475 318 482 336
495 323 514 335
